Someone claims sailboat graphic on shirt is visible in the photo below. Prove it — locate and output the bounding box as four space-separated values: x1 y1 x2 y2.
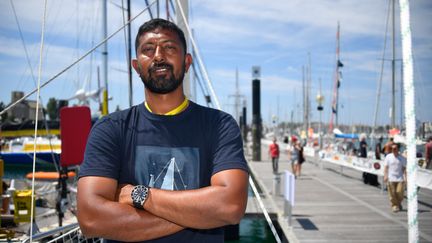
134 145 200 191
149 157 188 190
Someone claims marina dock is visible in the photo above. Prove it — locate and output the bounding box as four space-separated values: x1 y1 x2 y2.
245 145 432 243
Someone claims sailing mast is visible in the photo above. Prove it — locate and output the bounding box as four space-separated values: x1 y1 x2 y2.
329 22 343 132
102 0 109 115
127 0 133 107
391 0 396 128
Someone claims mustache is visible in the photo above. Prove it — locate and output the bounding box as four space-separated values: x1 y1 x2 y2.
149 63 173 72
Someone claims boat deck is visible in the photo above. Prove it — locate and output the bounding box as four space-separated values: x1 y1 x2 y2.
246 145 432 243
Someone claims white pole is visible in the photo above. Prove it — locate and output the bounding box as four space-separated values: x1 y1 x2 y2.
398 1 418 242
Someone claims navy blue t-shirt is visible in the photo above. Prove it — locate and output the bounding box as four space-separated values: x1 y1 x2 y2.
79 101 249 243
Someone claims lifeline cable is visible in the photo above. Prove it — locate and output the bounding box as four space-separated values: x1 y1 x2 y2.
30 0 48 241
249 176 282 243
398 0 419 242
0 0 158 116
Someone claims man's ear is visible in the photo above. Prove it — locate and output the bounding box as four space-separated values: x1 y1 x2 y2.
184 54 192 73
132 59 140 74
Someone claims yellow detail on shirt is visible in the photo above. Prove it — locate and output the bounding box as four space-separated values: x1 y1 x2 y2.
145 98 189 115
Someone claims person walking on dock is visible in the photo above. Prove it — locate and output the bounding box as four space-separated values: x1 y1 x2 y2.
287 136 298 175
383 137 395 156
268 137 280 174
425 136 432 169
375 137 383 160
288 137 304 178
359 134 379 187
296 141 305 177
383 143 407 213
77 18 249 242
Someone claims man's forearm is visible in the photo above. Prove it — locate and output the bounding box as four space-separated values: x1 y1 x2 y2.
145 184 245 229
144 169 248 229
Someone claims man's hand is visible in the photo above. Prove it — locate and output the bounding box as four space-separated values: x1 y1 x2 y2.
384 175 388 183
116 184 134 206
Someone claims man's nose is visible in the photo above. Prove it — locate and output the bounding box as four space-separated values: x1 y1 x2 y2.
154 46 165 62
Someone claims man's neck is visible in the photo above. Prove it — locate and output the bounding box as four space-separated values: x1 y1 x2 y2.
144 88 186 115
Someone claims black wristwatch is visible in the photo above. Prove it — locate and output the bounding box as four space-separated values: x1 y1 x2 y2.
131 185 149 209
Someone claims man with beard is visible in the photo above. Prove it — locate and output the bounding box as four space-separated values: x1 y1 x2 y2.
77 19 249 243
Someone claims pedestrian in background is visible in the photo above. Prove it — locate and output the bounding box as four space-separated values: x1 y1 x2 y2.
425 136 432 169
375 137 383 160
295 140 305 177
384 143 407 213
383 137 395 156
287 136 297 174
269 137 280 174
359 134 379 186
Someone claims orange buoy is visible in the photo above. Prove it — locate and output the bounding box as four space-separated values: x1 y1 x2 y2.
25 171 76 180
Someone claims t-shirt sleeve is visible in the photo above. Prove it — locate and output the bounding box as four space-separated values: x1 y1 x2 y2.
402 157 407 167
211 114 249 175
78 117 121 180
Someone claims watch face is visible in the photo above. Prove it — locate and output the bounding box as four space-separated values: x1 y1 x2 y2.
131 185 148 209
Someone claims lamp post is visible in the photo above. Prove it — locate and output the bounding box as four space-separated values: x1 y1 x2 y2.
316 93 324 149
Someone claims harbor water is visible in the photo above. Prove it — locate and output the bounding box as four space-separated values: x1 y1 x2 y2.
226 218 277 243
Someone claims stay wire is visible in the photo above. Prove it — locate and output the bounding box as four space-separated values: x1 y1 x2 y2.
9 0 60 172
372 0 391 134
0 0 157 117
30 0 48 241
174 0 221 110
191 61 212 107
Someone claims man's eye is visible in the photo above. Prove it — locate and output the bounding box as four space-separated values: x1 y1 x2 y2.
164 45 176 51
143 47 155 53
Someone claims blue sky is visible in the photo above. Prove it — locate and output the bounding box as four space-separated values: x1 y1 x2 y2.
0 0 431 129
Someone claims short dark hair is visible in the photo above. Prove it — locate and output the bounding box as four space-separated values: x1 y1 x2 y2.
135 18 187 55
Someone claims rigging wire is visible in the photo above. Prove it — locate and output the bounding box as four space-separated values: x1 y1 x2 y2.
144 0 154 19
174 0 221 110
190 61 212 107
30 0 48 241
0 0 158 117
191 48 212 102
169 0 176 15
9 0 60 172
372 0 392 135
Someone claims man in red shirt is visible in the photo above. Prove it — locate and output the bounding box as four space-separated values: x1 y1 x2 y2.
425 136 432 169
269 138 280 174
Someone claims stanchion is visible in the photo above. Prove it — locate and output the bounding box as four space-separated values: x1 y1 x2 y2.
272 173 281 196
283 170 295 227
